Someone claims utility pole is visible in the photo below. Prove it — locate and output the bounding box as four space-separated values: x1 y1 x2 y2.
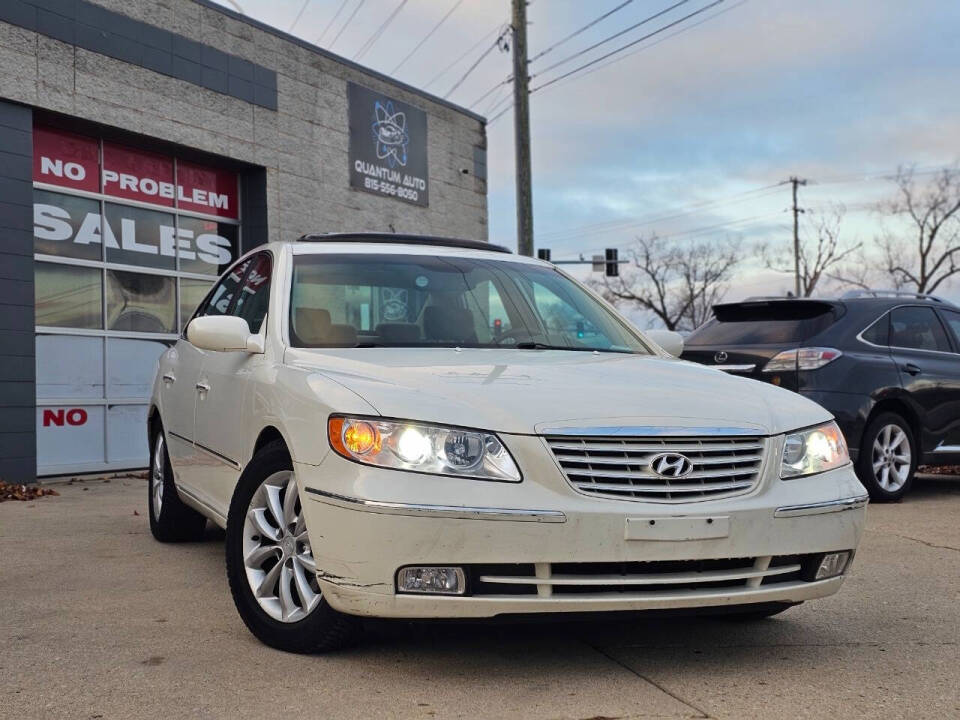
788 176 807 297
511 0 533 256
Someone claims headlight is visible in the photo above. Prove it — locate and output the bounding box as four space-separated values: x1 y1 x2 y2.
780 421 850 478
328 416 522 482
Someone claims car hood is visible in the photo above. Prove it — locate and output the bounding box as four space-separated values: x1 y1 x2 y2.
284 347 832 436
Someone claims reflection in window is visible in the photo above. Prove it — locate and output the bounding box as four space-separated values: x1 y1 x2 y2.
106 270 175 333
177 215 239 276
104 203 176 270
35 262 103 329
889 306 950 352
234 253 271 333
199 259 250 318
33 190 102 260
179 278 214 331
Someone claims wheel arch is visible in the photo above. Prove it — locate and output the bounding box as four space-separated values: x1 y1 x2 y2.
250 424 293 462
147 404 162 444
864 397 921 450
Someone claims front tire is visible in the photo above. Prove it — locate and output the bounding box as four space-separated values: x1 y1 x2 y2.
148 428 207 542
856 412 916 502
225 439 357 653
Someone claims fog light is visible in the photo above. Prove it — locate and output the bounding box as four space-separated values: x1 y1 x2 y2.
815 551 851 580
397 566 465 595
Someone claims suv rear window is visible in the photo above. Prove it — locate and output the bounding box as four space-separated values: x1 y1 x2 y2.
686 301 839 346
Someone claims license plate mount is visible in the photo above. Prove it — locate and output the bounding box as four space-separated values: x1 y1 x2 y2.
625 516 730 541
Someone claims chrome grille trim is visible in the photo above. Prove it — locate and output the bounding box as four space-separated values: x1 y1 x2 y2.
479 563 801 587
546 433 767 502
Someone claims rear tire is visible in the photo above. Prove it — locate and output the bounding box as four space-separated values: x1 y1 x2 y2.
148 427 207 542
225 439 358 653
856 412 916 502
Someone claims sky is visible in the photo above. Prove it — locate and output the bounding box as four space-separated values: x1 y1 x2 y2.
211 0 960 308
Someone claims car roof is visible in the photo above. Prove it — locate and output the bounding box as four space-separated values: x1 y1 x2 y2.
297 232 512 254
716 295 957 311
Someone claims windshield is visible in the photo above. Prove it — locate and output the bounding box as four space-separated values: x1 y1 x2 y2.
289 253 649 353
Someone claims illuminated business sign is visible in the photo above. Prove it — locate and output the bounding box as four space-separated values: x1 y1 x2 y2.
348 82 429 207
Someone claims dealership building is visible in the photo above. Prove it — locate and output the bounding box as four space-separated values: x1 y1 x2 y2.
0 0 488 481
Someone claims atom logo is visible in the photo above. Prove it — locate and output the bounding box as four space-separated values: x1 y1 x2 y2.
371 100 409 168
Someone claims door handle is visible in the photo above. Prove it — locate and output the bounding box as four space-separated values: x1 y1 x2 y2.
196 381 211 392
162 372 176 384
902 363 921 376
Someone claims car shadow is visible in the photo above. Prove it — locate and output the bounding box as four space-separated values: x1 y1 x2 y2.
909 473 960 499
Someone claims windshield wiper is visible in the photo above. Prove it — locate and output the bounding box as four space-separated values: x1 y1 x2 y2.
514 342 607 352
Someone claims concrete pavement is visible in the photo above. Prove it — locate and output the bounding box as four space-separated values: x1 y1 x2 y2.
1 475 958 719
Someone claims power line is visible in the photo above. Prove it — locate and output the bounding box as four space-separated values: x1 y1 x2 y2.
537 184 784 242
540 0 748 94
329 0 368 49
533 0 691 79
423 24 502 90
470 77 510 108
486 0 721 125
529 0 636 64
317 0 351 44
354 0 410 61
288 0 312 32
533 0 725 93
391 0 465 74
444 28 508 100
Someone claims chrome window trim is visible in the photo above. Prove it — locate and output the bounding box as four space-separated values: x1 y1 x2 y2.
304 487 567 523
774 495 869 518
541 426 766 437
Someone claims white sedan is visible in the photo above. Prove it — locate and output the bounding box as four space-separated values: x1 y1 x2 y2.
148 234 868 653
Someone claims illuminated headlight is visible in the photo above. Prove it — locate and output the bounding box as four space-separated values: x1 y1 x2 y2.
780 421 850 478
328 416 522 482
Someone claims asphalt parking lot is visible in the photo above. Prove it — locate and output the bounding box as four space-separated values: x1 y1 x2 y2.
2 475 958 720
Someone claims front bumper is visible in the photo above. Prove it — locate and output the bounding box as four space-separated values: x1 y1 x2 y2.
297 434 867 619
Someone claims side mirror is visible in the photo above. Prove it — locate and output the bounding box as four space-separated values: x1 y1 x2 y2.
187 316 263 353
645 329 684 358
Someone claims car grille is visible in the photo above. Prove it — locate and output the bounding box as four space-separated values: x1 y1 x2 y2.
468 556 808 597
545 433 766 502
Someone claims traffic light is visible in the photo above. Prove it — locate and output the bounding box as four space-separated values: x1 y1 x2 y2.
537 248 551 261
576 320 584 339
605 248 619 277
493 318 502 337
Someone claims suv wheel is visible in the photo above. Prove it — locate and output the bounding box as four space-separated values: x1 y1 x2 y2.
148 428 207 542
857 412 916 502
225 439 357 653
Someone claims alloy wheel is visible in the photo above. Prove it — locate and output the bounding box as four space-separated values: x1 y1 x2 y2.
871 424 911 492
242 471 320 623
151 433 165 521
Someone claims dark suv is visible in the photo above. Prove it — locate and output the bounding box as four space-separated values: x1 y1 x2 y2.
681 291 960 501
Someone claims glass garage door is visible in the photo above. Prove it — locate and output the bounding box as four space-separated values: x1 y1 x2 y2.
32 124 241 476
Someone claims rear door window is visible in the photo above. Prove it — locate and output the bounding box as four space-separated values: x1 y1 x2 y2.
889 306 951 352
686 302 838 346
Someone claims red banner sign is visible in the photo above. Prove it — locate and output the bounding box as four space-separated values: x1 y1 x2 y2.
33 125 239 219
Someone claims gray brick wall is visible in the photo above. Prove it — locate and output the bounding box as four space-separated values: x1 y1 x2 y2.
0 100 35 483
0 0 488 244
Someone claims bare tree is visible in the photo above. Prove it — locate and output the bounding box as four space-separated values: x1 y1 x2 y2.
877 165 960 293
592 234 739 332
762 204 860 297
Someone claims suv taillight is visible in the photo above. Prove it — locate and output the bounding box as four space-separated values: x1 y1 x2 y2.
763 347 843 372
